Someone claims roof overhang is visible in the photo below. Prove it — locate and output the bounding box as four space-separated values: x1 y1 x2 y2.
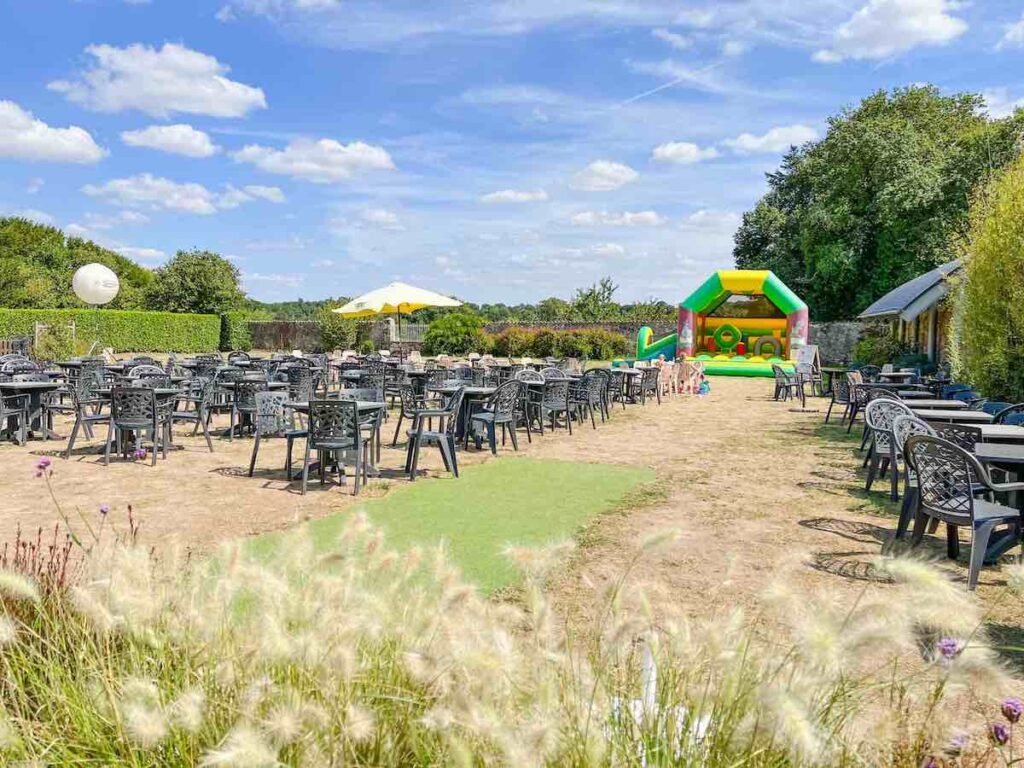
858 260 961 323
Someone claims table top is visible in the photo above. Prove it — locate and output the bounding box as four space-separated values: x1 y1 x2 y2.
897 390 934 399
427 385 495 396
907 399 968 410
95 387 182 397
915 409 994 424
219 380 289 389
880 371 916 379
821 366 849 373
975 443 1024 464
977 425 1024 442
0 380 62 391
286 400 385 412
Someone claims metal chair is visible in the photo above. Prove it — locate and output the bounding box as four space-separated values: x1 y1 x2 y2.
392 383 426 446
891 415 937 540
824 376 851 424
638 367 661 405
538 378 572 435
904 435 1024 589
169 377 216 452
467 380 521 454
105 387 164 466
228 380 267 441
62 374 111 458
863 399 914 500
772 364 802 404
0 386 28 445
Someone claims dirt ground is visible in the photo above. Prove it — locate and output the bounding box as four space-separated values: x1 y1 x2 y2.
2 376 1022 635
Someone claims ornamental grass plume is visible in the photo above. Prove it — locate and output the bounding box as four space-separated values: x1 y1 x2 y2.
0 514 1016 766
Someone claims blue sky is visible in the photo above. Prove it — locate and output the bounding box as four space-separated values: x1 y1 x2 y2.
2 0 1023 304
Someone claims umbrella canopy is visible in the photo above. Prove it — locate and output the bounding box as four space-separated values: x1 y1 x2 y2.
332 281 461 317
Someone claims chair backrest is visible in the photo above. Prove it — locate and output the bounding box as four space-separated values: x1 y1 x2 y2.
941 383 972 399
441 387 465 436
994 403 1024 425
286 366 314 401
130 356 157 366
514 369 544 383
133 376 173 389
935 422 983 453
540 367 564 380
253 391 289 436
488 380 521 419
981 401 1013 416
233 380 267 410
881 363 894 373
891 415 936 463
641 367 660 389
832 376 850 403
542 378 570 407
859 365 881 382
864 399 913 450
771 364 791 384
866 387 900 402
452 366 475 381
12 373 50 383
1 360 40 374
227 351 250 364
216 366 245 384
905 435 987 521
308 400 359 451
337 388 379 403
111 387 157 428
130 365 169 379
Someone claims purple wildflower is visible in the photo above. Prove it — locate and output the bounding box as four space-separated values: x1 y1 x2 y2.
99 504 109 516
990 722 1010 746
920 757 940 768
34 456 52 477
133 448 147 461
1003 698 1024 724
946 732 969 756
935 637 964 662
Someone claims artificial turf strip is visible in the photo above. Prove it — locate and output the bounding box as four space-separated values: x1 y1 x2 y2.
253 458 653 592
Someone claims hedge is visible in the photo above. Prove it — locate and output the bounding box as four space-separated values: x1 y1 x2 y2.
489 327 629 360
219 309 272 352
0 308 220 353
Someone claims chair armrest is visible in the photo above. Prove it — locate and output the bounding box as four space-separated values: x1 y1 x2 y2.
414 408 454 418
988 481 1024 494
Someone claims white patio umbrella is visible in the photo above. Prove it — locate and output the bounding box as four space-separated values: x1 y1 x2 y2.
332 281 462 352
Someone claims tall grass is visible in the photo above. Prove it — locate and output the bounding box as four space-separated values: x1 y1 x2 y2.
0 484 1020 764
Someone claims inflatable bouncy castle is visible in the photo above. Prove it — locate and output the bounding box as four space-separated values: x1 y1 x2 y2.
634 270 809 377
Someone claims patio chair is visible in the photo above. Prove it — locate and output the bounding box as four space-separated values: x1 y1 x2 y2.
863 399 914 500
981 401 1013 416
1 360 41 375
606 369 627 410
891 415 938 540
248 391 307 478
168 376 216 452
105 387 165 466
0 386 28 444
337 389 384 464
392 383 427 446
934 423 984 454
591 369 614 419
570 372 604 429
228 379 267 441
824 376 851 424
538 378 572 436
127 364 166 379
904 435 1024 589
405 386 465 481
298 400 367 496
227 351 251 365
514 369 544 439
772 364 803 403
859 388 902 453
638 367 661 405
61 374 113 458
540 367 564 380
467 380 521 454
287 365 314 403
941 383 972 399
858 365 881 383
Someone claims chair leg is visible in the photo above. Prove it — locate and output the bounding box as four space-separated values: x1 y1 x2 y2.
200 415 214 452
487 423 497 455
946 524 960 560
909 510 931 546
865 453 880 492
437 438 452 473
300 440 312 495
228 407 235 442
825 400 834 423
895 487 916 540
448 436 459 478
103 423 114 465
408 433 422 480
353 443 361 496
392 412 404 446
968 522 997 590
64 417 81 460
889 451 900 502
249 432 261 477
508 423 518 451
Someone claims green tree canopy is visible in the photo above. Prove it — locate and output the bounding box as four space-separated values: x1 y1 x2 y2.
146 249 245 315
0 217 153 309
734 85 1024 320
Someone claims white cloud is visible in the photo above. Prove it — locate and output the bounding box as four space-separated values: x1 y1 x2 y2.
651 141 718 164
360 208 403 230
82 174 282 215
813 0 967 63
997 13 1024 50
233 137 395 183
311 258 336 268
675 8 717 28
721 39 748 57
3 208 55 225
652 28 691 50
723 124 818 154
592 242 626 256
480 189 548 204
48 43 267 118
121 124 219 157
571 210 665 227
0 100 106 164
26 178 44 194
80 210 150 230
244 272 304 288
982 88 1024 119
680 209 741 234
115 245 166 261
243 236 308 251
570 160 638 192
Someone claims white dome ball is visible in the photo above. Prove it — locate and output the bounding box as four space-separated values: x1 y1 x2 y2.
72 263 120 306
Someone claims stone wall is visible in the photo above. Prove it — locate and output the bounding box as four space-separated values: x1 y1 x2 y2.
809 321 863 364
484 320 676 338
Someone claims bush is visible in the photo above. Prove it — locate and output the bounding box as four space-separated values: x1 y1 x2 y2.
851 325 914 368
422 313 486 355
315 307 357 352
358 339 376 355
32 322 90 362
492 327 536 357
490 326 629 360
0 308 220 353
219 309 272 352
956 155 1024 400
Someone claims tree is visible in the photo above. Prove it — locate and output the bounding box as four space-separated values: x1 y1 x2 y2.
956 155 1024 400
734 85 1024 320
146 249 244 315
536 297 571 321
422 312 486 355
572 277 620 321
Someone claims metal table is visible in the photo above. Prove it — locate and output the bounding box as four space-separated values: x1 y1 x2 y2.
0 380 63 440
973 443 1024 561
975 425 1024 443
426 385 496 440
913 409 993 425
286 400 386 479
905 400 968 410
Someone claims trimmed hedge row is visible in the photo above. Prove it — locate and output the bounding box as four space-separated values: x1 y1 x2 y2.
489 327 629 360
0 308 220 353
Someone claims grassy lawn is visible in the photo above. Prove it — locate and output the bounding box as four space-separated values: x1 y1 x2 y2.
251 458 654 592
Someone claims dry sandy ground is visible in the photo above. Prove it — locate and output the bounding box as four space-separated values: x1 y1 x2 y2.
2 377 1022 636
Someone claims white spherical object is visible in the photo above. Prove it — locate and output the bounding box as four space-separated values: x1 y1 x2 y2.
73 263 120 306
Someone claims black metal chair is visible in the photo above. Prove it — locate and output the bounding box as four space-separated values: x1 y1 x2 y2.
904 435 1024 589
771 364 803 404
169 377 215 452
298 400 366 496
891 415 938 541
824 376 851 424
405 387 465 481
228 380 267 441
863 399 913 500
538 378 572 435
62 374 111 458
467 380 521 454
571 372 605 429
392 383 427 446
105 387 164 466
0 385 28 445
995 403 1024 426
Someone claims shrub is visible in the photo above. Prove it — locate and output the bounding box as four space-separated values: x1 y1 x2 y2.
0 308 220 353
488 326 630 359
851 325 914 368
492 326 535 357
956 155 1024 400
315 307 357 352
358 338 376 355
31 322 90 362
218 309 272 352
421 313 486 355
